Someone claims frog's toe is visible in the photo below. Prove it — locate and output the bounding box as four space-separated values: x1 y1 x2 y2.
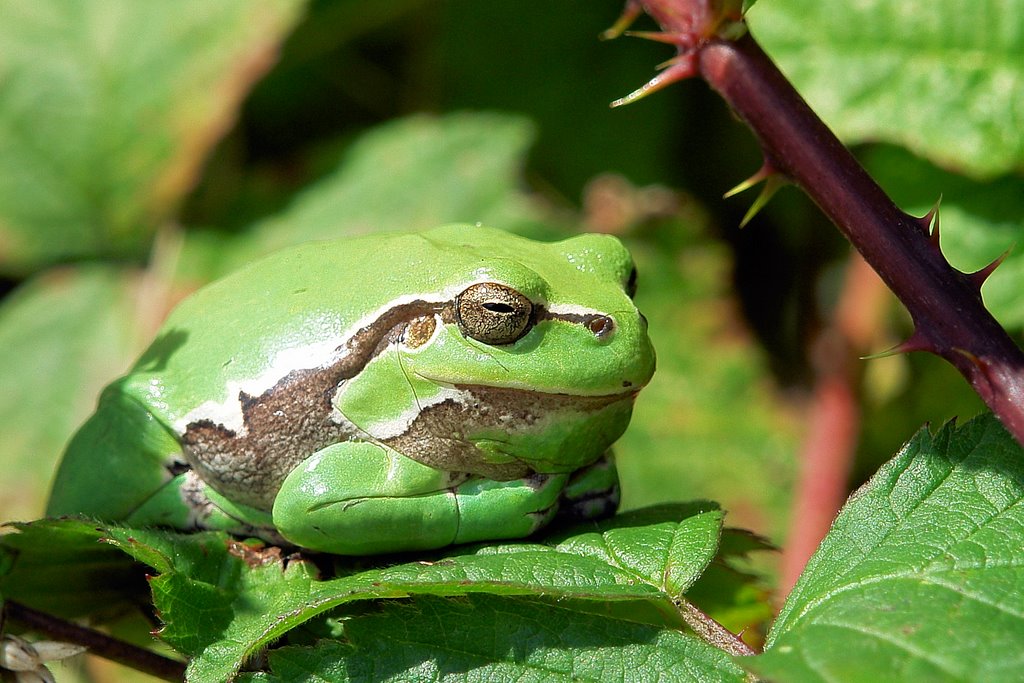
452 473 567 544
556 483 620 522
555 452 621 522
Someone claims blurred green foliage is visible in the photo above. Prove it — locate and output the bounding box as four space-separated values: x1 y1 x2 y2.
1 0 1023 680
0 0 1019 621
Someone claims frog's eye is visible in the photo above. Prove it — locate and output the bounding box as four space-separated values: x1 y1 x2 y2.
455 282 534 345
625 266 638 299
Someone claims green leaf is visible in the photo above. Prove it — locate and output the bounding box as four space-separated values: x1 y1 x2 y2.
0 506 720 681
213 112 550 274
686 529 774 640
0 508 755 681
745 414 1024 682
863 145 1024 330
749 0 1024 178
181 504 723 682
243 595 747 683
0 268 142 522
548 503 723 595
0 519 146 619
0 0 306 273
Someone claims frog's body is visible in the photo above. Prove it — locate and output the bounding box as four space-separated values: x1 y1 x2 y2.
47 225 655 554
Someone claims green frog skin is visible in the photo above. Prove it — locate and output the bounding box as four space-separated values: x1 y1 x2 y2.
47 224 656 555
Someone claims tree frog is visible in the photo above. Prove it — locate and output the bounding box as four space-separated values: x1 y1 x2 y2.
47 224 655 555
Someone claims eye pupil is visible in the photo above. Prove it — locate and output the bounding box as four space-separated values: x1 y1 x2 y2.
483 302 515 313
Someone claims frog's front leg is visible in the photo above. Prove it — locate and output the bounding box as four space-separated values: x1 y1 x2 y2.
272 442 567 555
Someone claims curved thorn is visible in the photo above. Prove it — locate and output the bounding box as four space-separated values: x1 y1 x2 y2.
600 1 642 40
737 174 787 227
625 30 686 45
914 195 942 244
655 53 693 70
968 246 1013 289
610 61 695 107
724 161 775 199
861 331 932 359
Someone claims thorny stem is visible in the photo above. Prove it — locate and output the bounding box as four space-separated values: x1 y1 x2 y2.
4 601 186 682
620 1 1024 446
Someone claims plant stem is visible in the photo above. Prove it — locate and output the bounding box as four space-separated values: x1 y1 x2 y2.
4 601 186 682
675 597 756 656
782 256 886 593
624 1 1024 446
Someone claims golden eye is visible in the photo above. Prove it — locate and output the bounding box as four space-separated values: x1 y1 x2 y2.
455 282 533 345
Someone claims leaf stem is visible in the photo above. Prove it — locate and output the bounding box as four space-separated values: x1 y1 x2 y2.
674 597 756 656
4 600 186 682
625 1 1024 445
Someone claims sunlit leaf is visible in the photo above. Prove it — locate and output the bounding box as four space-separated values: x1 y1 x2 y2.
745 414 1024 682
749 0 1024 178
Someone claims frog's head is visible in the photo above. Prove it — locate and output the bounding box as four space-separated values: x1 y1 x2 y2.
336 225 655 478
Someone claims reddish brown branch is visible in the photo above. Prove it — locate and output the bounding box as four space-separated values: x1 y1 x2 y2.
622 1 1024 445
5 601 186 682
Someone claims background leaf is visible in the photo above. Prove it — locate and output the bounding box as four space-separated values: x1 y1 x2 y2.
746 414 1024 682
0 0 306 273
194 112 554 277
618 224 801 547
0 269 142 520
749 0 1024 178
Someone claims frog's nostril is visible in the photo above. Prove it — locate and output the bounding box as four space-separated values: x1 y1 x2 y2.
588 315 616 340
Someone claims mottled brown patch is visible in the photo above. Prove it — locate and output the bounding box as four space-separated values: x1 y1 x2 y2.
226 539 284 568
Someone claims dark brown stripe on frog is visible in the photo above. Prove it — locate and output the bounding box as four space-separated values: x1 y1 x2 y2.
181 298 447 510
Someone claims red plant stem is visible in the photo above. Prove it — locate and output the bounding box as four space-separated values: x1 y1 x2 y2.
783 369 858 594
781 256 886 593
694 33 1024 445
